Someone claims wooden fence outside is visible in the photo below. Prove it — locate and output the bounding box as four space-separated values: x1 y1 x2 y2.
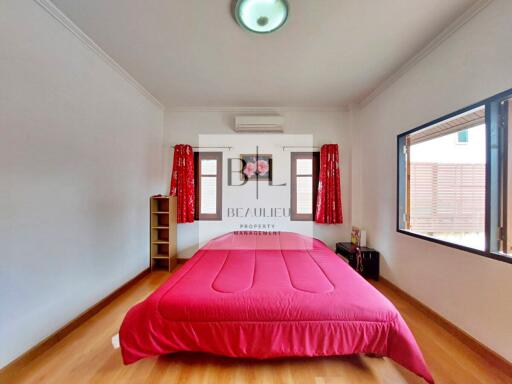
409 162 485 233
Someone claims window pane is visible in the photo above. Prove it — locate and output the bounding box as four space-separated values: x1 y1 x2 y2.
408 122 486 250
201 159 217 175
457 129 469 144
296 176 313 214
200 176 217 214
296 159 312 175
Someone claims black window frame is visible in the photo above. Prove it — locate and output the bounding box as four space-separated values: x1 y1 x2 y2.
396 87 512 264
194 151 222 221
290 152 320 221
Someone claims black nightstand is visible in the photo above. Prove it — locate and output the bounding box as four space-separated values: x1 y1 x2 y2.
335 242 380 280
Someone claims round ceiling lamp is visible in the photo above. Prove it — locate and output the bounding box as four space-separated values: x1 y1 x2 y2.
234 0 289 34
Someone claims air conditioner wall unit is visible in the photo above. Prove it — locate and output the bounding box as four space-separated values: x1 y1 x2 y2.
234 115 284 132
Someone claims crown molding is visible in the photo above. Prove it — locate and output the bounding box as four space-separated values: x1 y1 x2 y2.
33 0 164 111
167 106 345 113
33 0 490 113
358 0 493 108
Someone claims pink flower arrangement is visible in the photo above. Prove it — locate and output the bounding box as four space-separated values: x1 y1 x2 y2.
243 161 256 178
256 160 269 176
243 159 269 178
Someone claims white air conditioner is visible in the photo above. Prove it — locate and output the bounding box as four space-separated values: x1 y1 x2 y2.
234 115 284 132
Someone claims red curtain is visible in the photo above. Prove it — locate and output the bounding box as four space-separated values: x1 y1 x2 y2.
315 144 343 224
170 144 195 223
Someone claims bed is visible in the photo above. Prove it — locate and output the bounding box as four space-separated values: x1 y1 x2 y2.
120 231 434 383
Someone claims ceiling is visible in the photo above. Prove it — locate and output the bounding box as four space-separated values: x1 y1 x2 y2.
52 0 478 108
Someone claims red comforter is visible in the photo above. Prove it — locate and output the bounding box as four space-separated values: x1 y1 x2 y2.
120 232 434 383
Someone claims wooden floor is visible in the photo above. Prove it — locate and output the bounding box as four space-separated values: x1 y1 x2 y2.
4 270 512 384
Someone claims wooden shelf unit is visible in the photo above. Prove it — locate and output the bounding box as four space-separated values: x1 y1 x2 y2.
150 196 177 272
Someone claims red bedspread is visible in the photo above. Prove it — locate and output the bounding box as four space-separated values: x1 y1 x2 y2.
120 232 434 383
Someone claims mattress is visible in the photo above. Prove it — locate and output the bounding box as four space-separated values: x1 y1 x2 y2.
120 232 434 383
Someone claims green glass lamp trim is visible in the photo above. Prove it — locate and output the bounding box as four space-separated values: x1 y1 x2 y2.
235 0 289 34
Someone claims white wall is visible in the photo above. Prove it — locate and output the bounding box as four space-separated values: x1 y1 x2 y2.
353 0 512 361
0 0 164 368
164 109 352 258
410 124 485 163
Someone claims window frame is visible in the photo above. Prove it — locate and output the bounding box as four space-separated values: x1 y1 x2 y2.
194 151 222 221
290 152 320 221
396 87 512 264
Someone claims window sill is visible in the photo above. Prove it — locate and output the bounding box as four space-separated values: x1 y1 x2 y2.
396 229 512 264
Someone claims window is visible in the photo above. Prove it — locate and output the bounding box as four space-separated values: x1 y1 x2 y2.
397 88 512 264
194 152 222 220
501 96 512 254
457 129 469 144
291 152 319 221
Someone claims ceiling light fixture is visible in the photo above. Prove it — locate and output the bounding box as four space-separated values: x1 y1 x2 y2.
234 0 289 34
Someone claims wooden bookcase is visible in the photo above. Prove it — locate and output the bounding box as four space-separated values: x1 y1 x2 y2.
150 196 177 271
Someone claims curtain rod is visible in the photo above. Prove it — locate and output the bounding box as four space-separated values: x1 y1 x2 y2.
171 145 232 150
282 146 320 151
171 145 319 151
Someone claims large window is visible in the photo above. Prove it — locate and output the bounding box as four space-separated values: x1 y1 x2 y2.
194 152 222 220
290 152 319 221
397 89 512 263
501 96 512 254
